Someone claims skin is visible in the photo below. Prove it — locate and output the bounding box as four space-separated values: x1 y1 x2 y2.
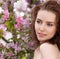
34 42 60 59
34 10 60 59
35 10 56 43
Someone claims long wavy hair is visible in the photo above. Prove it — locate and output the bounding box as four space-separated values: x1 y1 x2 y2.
31 1 60 50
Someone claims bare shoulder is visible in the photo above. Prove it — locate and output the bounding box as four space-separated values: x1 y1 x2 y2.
33 47 41 59
40 42 59 51
40 42 60 59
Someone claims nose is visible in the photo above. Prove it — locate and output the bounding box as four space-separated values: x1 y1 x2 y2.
39 24 45 32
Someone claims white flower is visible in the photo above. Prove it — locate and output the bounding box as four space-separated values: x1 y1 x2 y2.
19 12 25 17
3 31 13 40
13 9 25 17
0 38 6 46
14 0 28 11
0 24 7 31
17 34 21 39
0 7 4 14
13 0 28 17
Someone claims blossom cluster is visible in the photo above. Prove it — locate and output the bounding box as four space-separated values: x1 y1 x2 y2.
0 0 34 59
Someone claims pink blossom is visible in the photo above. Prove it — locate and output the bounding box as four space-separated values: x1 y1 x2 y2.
6 42 14 49
3 2 7 10
7 52 14 58
16 16 23 24
14 23 21 29
2 10 9 21
14 16 23 29
6 42 21 52
14 24 18 29
22 18 30 28
0 53 4 59
13 43 21 52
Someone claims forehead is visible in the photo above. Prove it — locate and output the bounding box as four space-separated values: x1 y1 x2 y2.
37 10 56 22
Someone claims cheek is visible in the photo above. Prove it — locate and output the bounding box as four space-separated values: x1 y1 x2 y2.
47 27 56 36
35 23 39 31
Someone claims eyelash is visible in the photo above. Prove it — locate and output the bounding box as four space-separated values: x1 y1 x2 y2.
36 19 54 27
36 20 42 24
37 21 53 26
47 23 53 26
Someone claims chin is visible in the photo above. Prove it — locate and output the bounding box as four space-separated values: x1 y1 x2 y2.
38 38 48 42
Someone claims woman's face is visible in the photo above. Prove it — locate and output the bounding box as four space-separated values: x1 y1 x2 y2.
35 10 57 43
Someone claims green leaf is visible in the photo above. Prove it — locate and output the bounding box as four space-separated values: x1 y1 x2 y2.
21 56 27 59
0 14 2 18
17 51 25 56
0 30 3 38
5 21 14 31
0 3 2 6
0 48 2 52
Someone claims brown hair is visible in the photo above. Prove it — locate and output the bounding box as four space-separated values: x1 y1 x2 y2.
31 1 60 50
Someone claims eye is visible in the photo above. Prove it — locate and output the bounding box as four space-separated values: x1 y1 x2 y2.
47 23 53 26
36 19 42 24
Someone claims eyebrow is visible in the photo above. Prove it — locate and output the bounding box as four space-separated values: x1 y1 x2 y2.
46 20 56 24
36 18 55 24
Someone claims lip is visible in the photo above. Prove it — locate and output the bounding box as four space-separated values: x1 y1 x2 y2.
38 33 46 37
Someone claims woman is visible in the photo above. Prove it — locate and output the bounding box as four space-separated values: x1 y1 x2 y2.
31 1 60 59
